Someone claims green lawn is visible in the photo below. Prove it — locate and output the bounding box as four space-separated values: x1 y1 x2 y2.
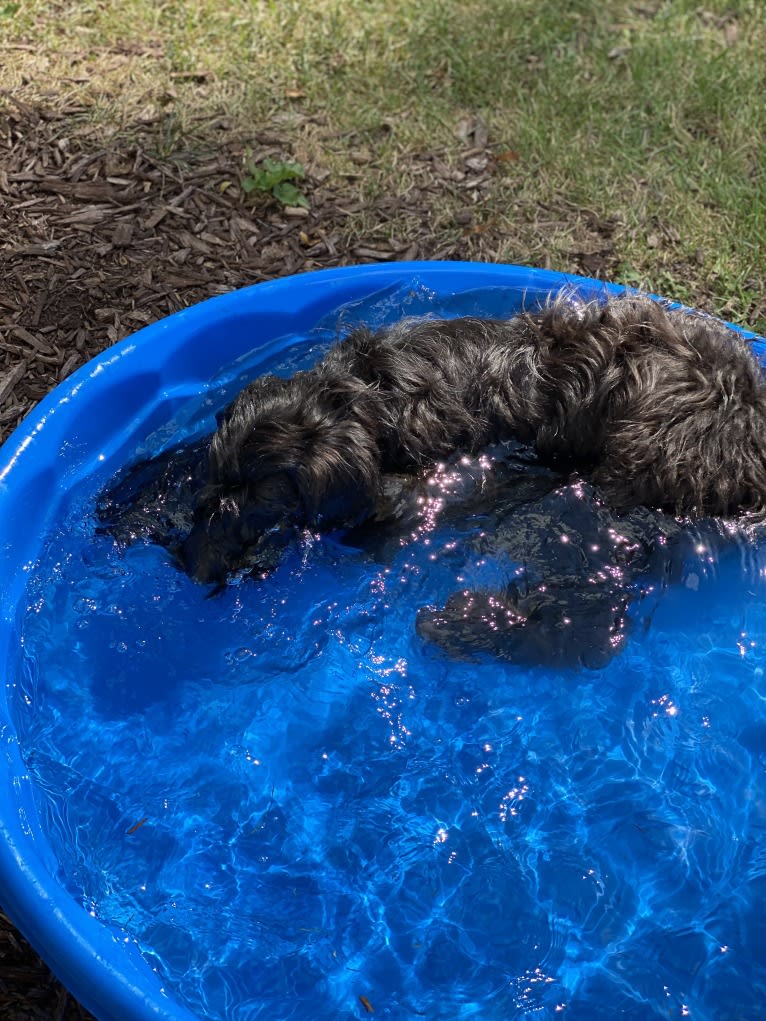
3 0 764 327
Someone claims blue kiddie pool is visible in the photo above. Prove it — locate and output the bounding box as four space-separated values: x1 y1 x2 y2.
2 262 766 1021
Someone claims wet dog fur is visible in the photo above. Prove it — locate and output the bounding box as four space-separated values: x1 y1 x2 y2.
98 292 766 668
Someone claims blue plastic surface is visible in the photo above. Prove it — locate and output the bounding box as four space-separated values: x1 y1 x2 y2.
0 261 762 1021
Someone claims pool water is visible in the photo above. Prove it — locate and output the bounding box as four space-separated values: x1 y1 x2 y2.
11 286 766 1020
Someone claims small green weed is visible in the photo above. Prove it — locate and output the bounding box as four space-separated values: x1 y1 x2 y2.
241 155 309 210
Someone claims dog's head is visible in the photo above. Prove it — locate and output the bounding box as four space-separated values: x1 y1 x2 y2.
182 372 382 584
181 473 303 585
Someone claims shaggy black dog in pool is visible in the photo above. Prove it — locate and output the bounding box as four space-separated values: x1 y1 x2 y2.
97 293 766 668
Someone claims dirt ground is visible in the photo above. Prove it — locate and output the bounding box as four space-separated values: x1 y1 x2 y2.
0 98 621 1018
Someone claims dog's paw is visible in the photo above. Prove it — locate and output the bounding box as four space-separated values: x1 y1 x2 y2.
416 582 629 670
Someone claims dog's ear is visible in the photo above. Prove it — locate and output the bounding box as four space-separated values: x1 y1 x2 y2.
289 418 381 524
211 375 293 475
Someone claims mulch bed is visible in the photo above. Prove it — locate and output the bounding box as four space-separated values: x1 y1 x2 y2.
0 98 558 445
0 97 616 1018
0 912 93 1021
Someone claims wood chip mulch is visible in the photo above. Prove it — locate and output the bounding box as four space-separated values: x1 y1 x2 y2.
0 911 93 1021
0 98 520 1018
0 99 519 445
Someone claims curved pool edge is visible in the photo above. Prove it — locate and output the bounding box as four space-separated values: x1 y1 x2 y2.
0 260 763 1021
0 261 626 475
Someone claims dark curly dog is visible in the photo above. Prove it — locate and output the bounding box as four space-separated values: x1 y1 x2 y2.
98 293 766 667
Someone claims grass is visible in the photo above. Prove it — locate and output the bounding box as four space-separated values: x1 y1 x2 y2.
2 0 765 327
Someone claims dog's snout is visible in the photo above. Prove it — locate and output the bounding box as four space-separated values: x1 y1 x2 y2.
180 518 232 585
180 503 301 585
